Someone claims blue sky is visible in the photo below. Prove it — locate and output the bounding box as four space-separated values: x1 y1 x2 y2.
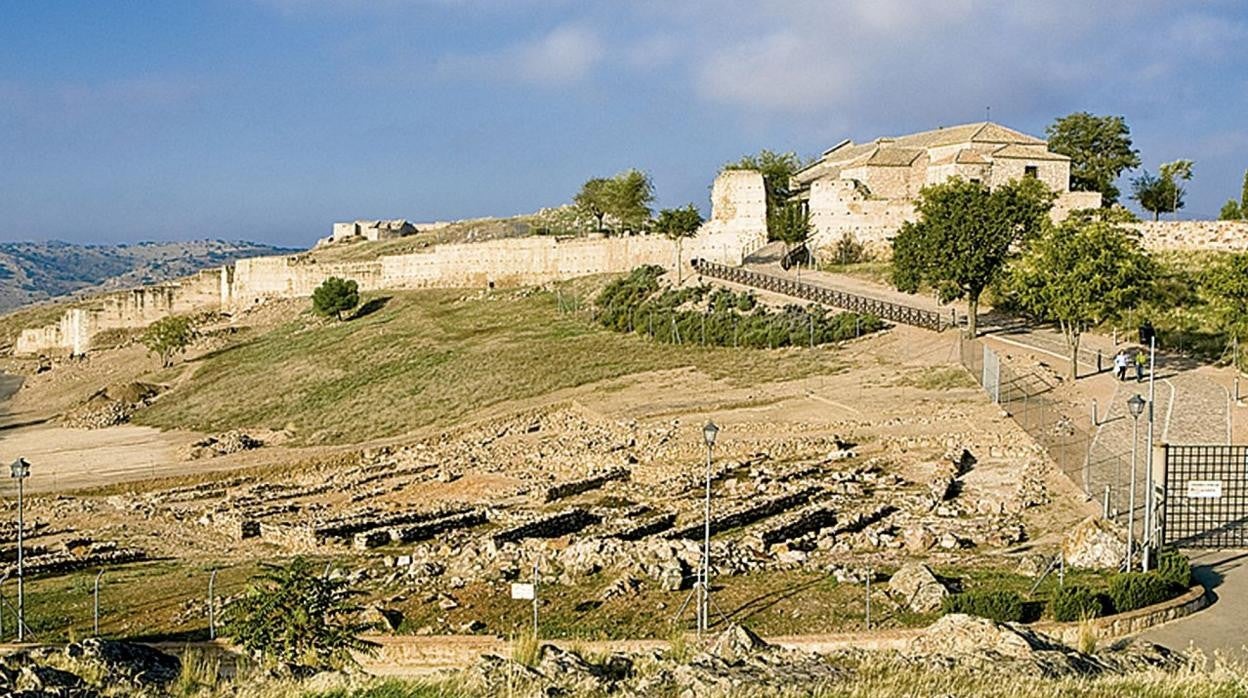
1 0 1246 247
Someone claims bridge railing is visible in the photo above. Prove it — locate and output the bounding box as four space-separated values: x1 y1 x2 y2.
691 259 952 331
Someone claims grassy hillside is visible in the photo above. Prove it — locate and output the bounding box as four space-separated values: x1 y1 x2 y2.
0 239 297 312
136 286 847 444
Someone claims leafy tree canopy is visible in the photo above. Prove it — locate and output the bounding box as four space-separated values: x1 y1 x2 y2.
1203 253 1248 365
223 557 379 671
574 170 655 233
1007 216 1155 379
891 177 1054 337
655 204 704 239
312 276 360 320
1221 200 1243 221
1045 112 1141 206
1131 159 1194 222
141 315 194 368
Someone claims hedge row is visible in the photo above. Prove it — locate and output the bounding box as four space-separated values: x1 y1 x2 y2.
594 265 884 349
947 551 1193 624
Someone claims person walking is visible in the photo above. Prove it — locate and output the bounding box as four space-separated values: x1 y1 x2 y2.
1114 351 1128 381
1134 349 1148 382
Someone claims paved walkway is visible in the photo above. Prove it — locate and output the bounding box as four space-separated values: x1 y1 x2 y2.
1141 549 1248 662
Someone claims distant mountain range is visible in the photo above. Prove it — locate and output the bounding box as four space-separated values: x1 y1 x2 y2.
0 240 298 313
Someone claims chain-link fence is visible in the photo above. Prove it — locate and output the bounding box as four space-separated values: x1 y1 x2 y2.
959 338 1134 507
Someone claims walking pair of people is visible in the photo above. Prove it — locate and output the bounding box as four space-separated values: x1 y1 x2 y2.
1114 348 1148 382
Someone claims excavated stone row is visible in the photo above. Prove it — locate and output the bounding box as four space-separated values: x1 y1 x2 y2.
0 547 146 579
492 509 603 546
607 512 677 541
758 504 838 547
353 510 488 550
541 468 630 503
666 487 821 541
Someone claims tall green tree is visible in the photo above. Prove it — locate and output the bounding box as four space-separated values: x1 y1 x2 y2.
1045 112 1141 206
608 169 655 232
312 277 360 320
656 204 704 282
891 177 1054 338
1203 253 1248 371
723 150 812 240
574 177 613 232
141 315 195 368
223 558 379 670
1130 171 1175 221
1007 213 1155 380
573 170 654 233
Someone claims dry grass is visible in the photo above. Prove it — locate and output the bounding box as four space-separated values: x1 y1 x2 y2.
134 287 846 445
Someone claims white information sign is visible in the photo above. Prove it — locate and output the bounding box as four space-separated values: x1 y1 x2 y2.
1186 480 1223 499
510 582 535 600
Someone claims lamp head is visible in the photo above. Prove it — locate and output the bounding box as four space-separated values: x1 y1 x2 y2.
703 421 719 447
9 458 30 479
1127 394 1146 419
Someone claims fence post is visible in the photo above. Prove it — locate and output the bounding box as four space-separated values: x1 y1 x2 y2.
93 569 103 636
1092 400 1098 427
209 569 218 641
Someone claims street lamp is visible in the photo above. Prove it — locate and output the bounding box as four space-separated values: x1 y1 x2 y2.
9 458 30 642
1126 395 1145 570
700 421 718 638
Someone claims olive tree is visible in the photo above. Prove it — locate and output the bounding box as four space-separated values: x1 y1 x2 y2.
141 315 195 368
1204 252 1248 371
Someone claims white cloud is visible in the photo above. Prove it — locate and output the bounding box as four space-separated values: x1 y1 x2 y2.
435 23 603 87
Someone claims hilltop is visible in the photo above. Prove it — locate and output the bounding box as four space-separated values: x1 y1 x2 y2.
0 239 297 313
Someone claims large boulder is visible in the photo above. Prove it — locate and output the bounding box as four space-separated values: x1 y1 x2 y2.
1062 516 1127 570
888 562 949 612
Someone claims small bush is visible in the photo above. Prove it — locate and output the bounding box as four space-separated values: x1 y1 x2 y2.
1107 572 1172 614
941 590 1024 622
1048 585 1103 622
1155 549 1192 589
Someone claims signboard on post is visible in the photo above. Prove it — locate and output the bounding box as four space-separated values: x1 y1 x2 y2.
510 583 535 600
1186 480 1223 499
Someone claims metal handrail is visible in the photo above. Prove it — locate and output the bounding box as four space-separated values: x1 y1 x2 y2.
691 259 950 331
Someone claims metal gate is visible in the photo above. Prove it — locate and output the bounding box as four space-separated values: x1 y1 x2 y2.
1161 445 1248 548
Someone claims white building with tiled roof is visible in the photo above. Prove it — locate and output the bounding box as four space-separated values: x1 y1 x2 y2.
789 122 1102 253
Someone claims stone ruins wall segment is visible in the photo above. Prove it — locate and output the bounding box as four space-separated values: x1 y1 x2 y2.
15 171 768 355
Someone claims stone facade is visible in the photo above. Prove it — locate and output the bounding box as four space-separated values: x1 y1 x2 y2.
15 172 767 356
789 122 1101 253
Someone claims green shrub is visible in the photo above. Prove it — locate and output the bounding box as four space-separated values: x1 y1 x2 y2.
1048 585 1104 622
592 266 885 349
1107 572 1172 614
1155 550 1192 589
941 590 1024 622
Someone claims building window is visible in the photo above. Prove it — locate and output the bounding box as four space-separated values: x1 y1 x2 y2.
1024 165 1039 179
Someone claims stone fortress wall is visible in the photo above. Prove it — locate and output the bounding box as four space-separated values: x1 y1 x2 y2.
15 171 768 356
1126 220 1248 253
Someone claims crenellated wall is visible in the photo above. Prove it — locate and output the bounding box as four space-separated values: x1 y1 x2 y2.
15 171 769 356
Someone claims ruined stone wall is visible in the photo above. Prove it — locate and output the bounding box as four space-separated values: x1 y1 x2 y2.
14 172 768 356
1128 221 1248 252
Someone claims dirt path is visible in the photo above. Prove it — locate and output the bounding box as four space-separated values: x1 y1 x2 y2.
0 423 206 493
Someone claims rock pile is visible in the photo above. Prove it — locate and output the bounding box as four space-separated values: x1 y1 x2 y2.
183 430 263 460
0 639 181 697
61 382 161 430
